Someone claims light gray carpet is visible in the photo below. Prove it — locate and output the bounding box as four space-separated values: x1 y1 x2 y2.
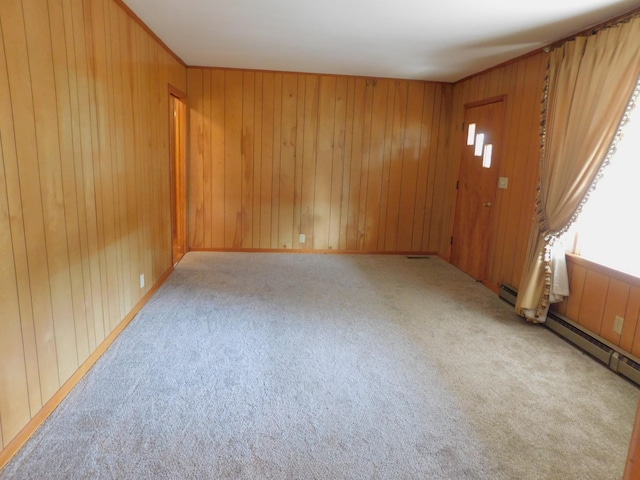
1 253 638 479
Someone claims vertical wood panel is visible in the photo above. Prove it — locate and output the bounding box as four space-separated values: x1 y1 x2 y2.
224 70 243 248
4 0 60 402
59 0 94 364
600 279 630 345
108 0 130 320
565 264 587 321
356 79 374 251
0 124 31 446
428 85 453 254
291 75 306 249
83 0 109 347
628 287 640 357
271 73 283 248
344 78 365 250
118 6 140 323
396 81 423 251
313 75 337 250
339 78 356 250
376 79 396 250
383 80 407 251
278 73 297 249
70 0 99 355
189 69 452 254
0 7 43 417
252 73 263 248
488 61 526 283
210 70 225 248
417 84 440 251
187 69 204 247
241 71 255 248
259 73 274 248
93 0 119 333
625 287 640 355
329 77 347 251
363 79 388 251
0 0 186 454
501 56 545 286
300 75 319 247
511 55 547 287
202 69 212 247
578 270 610 334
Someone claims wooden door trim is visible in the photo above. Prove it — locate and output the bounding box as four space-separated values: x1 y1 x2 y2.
169 84 187 99
464 94 507 109
169 90 188 264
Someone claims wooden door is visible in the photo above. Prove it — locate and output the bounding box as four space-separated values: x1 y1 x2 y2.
170 92 187 265
451 99 505 280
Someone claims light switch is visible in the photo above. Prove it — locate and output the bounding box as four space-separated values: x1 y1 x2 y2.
498 177 509 189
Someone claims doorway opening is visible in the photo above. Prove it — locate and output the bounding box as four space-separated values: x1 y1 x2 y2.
170 87 187 265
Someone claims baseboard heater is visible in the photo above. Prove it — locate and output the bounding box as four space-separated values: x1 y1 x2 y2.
499 284 640 387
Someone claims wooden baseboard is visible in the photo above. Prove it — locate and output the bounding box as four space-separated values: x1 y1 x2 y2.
481 280 500 294
0 265 174 470
188 248 439 256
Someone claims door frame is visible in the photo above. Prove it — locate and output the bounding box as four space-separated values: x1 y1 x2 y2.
169 84 188 265
450 94 507 282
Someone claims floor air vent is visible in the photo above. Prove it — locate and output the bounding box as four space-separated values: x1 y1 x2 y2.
499 284 640 387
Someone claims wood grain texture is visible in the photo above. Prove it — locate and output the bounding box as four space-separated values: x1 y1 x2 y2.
188 70 450 252
552 255 640 355
446 52 547 288
601 279 630 344
578 270 610 335
0 0 186 458
626 287 640 356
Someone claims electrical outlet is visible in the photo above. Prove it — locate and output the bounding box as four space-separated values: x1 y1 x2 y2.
614 315 624 334
299 233 306 243
140 274 145 289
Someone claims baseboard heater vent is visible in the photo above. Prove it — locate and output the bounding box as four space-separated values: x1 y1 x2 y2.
499 284 640 387
498 284 518 306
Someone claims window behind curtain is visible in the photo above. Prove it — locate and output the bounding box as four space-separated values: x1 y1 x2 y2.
566 98 640 277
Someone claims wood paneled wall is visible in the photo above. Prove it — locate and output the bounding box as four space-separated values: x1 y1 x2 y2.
554 255 640 357
446 52 548 289
187 68 451 252
0 0 185 454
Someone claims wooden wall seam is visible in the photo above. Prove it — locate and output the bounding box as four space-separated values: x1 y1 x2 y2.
0 0 186 461
0 265 175 470
447 52 547 288
554 254 640 355
187 69 452 252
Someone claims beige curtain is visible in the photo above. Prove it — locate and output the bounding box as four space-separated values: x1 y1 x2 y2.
516 13 640 321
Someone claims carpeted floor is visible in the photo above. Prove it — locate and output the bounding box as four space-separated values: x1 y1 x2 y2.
1 253 638 479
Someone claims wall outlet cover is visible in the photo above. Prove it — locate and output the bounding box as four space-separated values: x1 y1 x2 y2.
614 315 624 335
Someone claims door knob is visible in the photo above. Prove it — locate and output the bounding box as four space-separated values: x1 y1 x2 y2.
483 202 492 207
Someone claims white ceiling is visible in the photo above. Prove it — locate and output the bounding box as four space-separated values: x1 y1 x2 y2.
123 0 639 82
